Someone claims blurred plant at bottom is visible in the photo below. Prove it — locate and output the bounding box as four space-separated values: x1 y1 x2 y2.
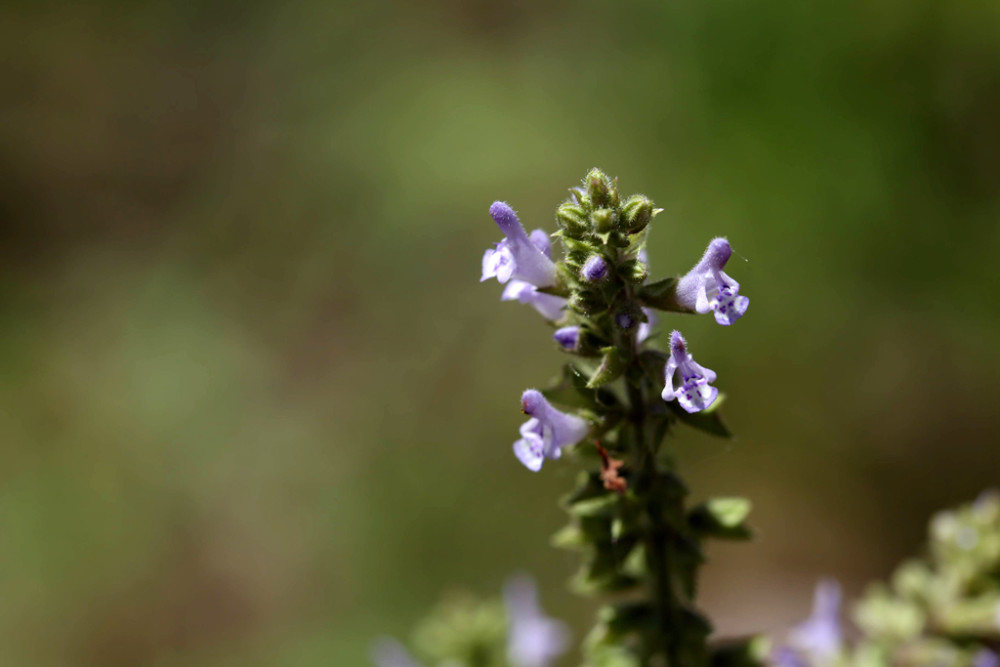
766 491 1000 667
372 575 569 667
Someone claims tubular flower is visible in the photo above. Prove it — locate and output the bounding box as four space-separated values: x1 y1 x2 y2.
513 390 589 472
661 331 718 413
675 237 749 326
787 580 843 661
503 575 570 667
481 202 558 288
489 227 566 320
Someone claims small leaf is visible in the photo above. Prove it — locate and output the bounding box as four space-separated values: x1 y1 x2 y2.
689 498 753 541
543 364 620 412
669 396 733 438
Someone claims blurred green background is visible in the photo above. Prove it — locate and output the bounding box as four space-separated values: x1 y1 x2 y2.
2 1 999 665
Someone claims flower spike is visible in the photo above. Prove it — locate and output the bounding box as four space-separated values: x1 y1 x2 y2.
481 202 558 288
675 238 749 325
661 331 718 413
514 390 589 472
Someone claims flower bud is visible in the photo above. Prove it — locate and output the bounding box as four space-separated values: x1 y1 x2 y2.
621 195 654 234
585 168 612 207
581 255 609 282
587 347 628 388
619 259 649 284
556 202 589 236
591 207 615 233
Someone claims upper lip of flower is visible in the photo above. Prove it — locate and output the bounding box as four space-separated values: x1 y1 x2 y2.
482 202 558 288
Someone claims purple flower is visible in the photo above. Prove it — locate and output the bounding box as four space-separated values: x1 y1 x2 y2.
513 390 589 472
661 331 718 413
769 646 808 667
581 255 609 282
675 238 749 326
975 650 1000 667
553 326 580 351
481 202 558 288
637 307 656 343
371 638 423 667
787 580 842 660
502 281 567 321
503 574 570 667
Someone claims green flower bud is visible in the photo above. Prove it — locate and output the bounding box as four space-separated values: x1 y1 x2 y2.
557 202 590 236
619 259 649 284
621 194 654 234
569 289 607 315
587 347 629 388
591 207 615 233
586 168 612 207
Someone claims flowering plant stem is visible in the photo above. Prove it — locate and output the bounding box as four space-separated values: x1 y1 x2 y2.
482 169 753 667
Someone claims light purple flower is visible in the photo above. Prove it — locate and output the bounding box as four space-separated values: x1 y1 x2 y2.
553 326 580 351
581 255 609 282
661 331 718 413
371 638 423 667
787 580 843 660
637 307 656 343
502 281 567 321
481 202 558 288
975 650 1000 667
503 574 570 667
514 390 589 472
769 646 808 667
675 238 749 326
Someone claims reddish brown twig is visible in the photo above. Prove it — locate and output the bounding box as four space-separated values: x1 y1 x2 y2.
595 440 627 495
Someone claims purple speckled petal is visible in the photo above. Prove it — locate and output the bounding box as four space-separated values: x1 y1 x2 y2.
514 434 546 472
661 331 718 413
675 238 748 325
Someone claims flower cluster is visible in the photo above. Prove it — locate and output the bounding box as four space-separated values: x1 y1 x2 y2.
480 170 749 472
372 575 568 667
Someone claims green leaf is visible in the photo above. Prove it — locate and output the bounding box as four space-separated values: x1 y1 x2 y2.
542 364 620 412
669 396 732 438
689 498 753 541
